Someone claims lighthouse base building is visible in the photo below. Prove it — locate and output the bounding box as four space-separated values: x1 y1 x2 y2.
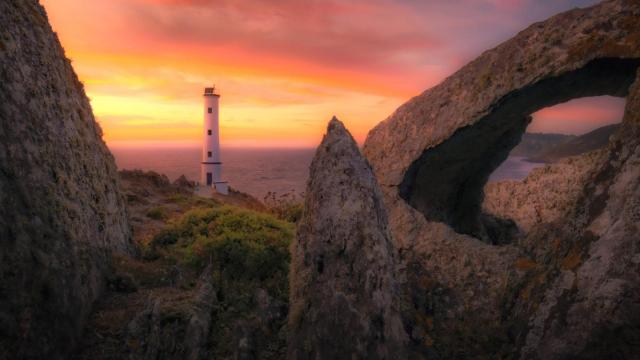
201 163 229 195
201 86 229 195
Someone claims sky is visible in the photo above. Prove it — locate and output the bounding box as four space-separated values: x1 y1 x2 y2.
40 0 625 148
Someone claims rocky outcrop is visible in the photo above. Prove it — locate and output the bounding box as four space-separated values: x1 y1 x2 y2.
288 118 407 359
361 0 640 358
232 288 288 360
483 150 602 233
526 123 619 163
514 67 640 360
173 175 196 190
364 0 640 241
509 133 574 159
126 265 217 360
184 265 216 360
0 1 134 358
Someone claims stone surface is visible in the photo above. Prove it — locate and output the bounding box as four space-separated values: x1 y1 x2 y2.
0 1 134 358
184 265 216 360
288 118 407 359
483 151 601 233
515 68 640 360
361 0 640 358
364 0 640 240
232 288 288 360
125 265 217 360
173 175 196 190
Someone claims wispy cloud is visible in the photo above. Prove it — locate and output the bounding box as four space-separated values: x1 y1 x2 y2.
42 0 605 146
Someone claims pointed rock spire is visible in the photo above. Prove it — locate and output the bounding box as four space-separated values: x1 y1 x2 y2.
288 117 407 359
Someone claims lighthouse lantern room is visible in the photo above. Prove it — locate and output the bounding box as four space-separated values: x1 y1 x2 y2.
201 86 229 195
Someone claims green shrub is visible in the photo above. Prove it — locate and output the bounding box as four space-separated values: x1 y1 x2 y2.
151 205 294 299
146 206 169 220
151 228 179 246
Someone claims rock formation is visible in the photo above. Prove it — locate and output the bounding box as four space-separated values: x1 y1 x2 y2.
365 0 639 241
125 265 217 360
184 264 216 360
360 0 640 358
483 151 601 233
525 123 619 163
288 118 407 359
515 68 640 360
0 1 134 358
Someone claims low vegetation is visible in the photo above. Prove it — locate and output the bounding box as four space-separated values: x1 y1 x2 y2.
78 171 296 359
149 205 294 300
146 205 169 220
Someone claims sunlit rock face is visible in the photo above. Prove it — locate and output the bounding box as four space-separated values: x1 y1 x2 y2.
288 118 407 359
0 1 135 358
362 0 640 358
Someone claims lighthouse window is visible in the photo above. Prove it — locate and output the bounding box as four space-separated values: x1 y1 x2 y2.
207 130 212 135
207 107 212 113
208 151 212 157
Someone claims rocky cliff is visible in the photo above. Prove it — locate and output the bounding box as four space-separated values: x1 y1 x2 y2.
364 0 639 241
360 0 640 358
0 1 134 358
483 150 602 233
509 132 574 159
288 118 407 359
526 123 619 163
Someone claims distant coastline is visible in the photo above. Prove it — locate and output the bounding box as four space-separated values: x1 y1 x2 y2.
110 146 315 200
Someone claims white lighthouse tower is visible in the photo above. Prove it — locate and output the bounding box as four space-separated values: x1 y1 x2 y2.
200 86 228 195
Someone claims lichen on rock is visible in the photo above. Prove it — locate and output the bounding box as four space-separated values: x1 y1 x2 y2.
360 0 640 358
288 117 407 359
0 1 135 358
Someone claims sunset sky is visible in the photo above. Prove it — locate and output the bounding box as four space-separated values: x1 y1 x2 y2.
40 0 625 148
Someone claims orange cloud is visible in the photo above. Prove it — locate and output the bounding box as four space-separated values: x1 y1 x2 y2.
40 0 604 147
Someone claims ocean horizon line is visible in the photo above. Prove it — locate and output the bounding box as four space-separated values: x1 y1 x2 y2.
107 143 319 151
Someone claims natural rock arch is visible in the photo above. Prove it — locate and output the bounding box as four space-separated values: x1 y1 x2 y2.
364 0 640 242
399 58 638 241
361 0 640 358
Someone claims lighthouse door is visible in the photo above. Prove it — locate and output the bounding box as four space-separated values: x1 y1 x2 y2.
206 172 213 186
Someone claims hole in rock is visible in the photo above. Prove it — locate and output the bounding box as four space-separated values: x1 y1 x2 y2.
398 58 639 244
489 96 626 182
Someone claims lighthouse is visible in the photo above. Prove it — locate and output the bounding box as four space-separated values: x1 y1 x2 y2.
200 86 228 195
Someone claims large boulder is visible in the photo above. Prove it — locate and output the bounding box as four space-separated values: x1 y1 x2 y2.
0 1 134 358
288 118 407 359
362 0 640 358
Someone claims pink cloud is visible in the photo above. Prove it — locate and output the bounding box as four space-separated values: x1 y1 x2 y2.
126 0 440 73
530 96 626 135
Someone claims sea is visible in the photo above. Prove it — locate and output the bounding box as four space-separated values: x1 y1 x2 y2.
110 147 544 200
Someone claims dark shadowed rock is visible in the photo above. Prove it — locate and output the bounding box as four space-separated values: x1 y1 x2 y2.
0 1 134 358
361 0 640 358
126 298 164 360
184 264 216 360
232 288 288 360
173 175 196 190
125 265 217 360
288 118 407 359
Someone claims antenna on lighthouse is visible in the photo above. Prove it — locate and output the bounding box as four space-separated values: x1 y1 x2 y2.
200 85 229 195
